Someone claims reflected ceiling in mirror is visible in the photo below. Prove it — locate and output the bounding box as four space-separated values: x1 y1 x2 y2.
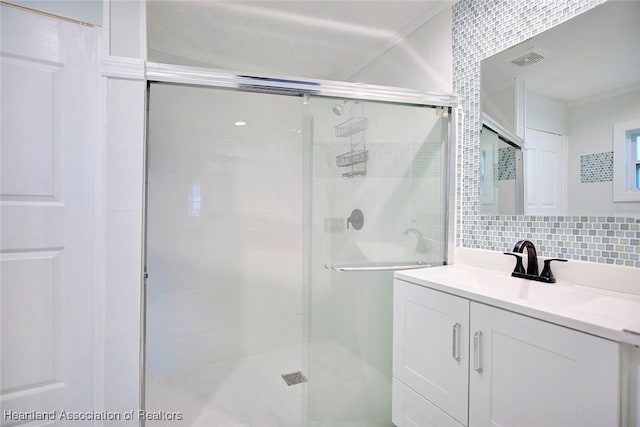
480 0 640 217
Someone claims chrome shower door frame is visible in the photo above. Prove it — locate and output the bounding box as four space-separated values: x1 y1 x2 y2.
141 61 458 425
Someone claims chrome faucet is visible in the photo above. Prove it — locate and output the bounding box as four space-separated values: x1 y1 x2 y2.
504 240 567 283
404 228 428 253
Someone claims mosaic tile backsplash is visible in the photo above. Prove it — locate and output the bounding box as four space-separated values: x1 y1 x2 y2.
580 151 614 183
473 216 640 267
452 0 640 268
498 146 516 181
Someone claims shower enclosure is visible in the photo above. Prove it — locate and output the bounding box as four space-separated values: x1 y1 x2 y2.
144 70 453 426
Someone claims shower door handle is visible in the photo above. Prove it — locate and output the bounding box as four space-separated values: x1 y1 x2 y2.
325 262 429 272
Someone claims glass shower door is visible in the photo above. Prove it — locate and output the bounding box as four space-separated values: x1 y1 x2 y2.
145 83 306 426
304 97 449 426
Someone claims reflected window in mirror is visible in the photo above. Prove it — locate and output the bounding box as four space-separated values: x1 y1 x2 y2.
614 119 640 202
633 130 640 189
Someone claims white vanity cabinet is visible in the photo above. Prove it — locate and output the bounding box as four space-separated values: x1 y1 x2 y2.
393 280 469 426
392 279 621 427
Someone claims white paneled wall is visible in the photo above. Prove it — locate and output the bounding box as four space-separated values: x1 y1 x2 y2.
101 1 147 424
102 80 145 421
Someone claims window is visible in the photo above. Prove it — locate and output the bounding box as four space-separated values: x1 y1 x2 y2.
627 128 640 190
613 119 640 202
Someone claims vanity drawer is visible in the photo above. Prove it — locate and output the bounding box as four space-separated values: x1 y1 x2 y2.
392 378 465 427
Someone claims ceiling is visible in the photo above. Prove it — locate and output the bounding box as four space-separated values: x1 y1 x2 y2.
147 0 453 81
481 0 640 104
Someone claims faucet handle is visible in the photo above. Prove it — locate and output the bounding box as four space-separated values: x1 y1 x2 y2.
503 252 526 275
540 258 568 283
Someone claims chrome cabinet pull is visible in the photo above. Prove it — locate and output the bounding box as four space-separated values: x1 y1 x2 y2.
452 323 461 361
473 331 483 373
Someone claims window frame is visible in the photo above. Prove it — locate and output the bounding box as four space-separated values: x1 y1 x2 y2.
613 118 640 202
635 132 640 189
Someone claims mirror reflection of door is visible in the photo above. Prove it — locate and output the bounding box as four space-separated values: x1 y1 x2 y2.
524 128 566 215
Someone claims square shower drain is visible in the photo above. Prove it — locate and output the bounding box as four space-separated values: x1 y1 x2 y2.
281 371 307 386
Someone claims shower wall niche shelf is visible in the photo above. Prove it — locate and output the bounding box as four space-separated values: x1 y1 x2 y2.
335 115 369 178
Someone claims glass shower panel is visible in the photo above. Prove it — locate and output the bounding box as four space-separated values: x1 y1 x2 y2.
145 83 305 426
479 126 499 214
305 97 448 426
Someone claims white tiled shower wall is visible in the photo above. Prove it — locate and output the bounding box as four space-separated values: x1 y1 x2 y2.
309 98 447 359
452 0 640 268
145 84 304 372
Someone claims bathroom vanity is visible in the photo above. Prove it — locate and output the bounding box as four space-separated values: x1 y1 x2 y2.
392 265 640 427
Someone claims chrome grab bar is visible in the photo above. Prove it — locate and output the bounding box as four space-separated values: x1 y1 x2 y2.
324 261 429 272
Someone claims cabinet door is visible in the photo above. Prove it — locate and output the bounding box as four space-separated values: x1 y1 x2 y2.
469 302 619 427
393 280 470 425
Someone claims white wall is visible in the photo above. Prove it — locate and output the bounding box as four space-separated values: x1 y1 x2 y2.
483 85 515 134
103 78 145 422
526 91 568 135
567 89 640 215
6 0 102 25
349 7 453 93
101 1 147 423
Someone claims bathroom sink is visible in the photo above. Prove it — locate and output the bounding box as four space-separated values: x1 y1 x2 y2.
401 266 596 309
395 264 640 346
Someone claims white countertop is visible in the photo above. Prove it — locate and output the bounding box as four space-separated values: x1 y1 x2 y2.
395 264 640 346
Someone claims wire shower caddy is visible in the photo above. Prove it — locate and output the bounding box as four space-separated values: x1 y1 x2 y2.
334 103 368 178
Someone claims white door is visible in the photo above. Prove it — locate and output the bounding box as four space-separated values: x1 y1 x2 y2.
1 6 97 424
524 128 565 214
469 302 619 427
393 280 469 425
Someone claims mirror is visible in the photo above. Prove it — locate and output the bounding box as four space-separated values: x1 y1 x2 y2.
479 116 524 215
480 0 640 216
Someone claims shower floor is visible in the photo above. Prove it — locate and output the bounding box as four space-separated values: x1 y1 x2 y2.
146 340 391 427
